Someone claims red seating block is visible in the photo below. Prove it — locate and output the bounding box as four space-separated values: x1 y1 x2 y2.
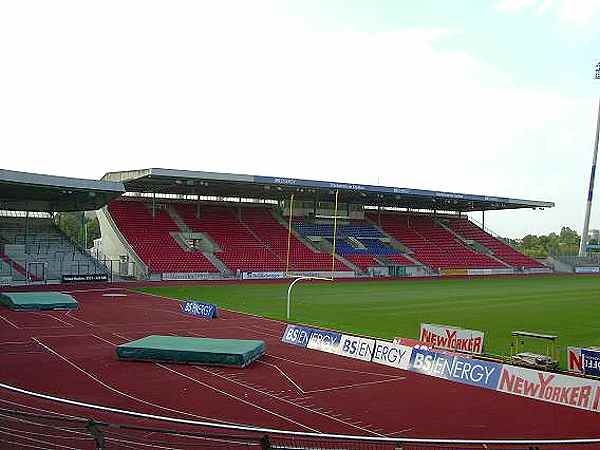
108 201 218 274
447 218 544 269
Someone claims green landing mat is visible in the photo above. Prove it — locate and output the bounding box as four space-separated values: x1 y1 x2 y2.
0 292 79 310
116 335 266 368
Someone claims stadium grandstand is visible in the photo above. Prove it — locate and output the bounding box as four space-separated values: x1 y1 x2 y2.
0 167 558 285
0 166 559 286
0 165 554 284
98 168 556 281
0 169 125 284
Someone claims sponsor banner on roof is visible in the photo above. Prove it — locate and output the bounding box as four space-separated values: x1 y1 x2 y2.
337 334 376 362
497 365 600 412
420 323 485 354
180 301 218 319
372 340 413 370
307 329 342 354
409 348 501 390
582 349 600 377
281 324 314 348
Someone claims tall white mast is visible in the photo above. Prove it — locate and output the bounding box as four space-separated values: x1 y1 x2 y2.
578 62 600 256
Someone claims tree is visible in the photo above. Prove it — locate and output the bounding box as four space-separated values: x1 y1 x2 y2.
559 227 580 246
55 212 100 249
511 228 581 258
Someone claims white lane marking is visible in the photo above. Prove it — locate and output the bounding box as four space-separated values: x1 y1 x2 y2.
0 315 20 329
33 313 73 327
0 423 91 442
0 397 83 420
157 364 320 433
387 427 415 436
63 313 97 327
254 360 304 394
197 366 385 437
305 376 405 394
32 334 93 339
30 337 234 424
0 428 81 450
0 438 71 450
61 287 123 294
3 352 45 355
91 334 121 346
265 353 401 378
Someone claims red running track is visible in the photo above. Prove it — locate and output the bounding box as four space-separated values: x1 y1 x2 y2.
0 287 599 449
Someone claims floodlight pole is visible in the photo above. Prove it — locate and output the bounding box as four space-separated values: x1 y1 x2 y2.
579 97 600 256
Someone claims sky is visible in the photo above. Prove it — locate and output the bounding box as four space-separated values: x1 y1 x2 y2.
1 0 599 238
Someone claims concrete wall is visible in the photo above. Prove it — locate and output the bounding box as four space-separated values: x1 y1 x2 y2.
96 207 147 278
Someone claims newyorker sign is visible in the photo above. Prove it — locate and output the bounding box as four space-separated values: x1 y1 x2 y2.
498 365 600 412
420 323 485 354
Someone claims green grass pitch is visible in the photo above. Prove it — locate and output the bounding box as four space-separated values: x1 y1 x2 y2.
136 275 600 368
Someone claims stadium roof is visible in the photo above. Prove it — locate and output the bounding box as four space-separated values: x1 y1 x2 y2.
0 169 125 212
102 168 554 212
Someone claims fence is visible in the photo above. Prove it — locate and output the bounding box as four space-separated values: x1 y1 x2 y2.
1 382 599 450
553 253 600 267
0 253 125 284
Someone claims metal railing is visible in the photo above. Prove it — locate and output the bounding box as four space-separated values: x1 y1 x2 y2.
1 382 599 450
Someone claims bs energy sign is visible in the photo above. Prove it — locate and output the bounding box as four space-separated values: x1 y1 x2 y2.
180 301 218 319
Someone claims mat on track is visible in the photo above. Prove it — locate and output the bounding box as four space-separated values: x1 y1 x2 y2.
116 335 266 368
0 292 79 310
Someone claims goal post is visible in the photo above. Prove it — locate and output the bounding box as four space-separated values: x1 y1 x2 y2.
284 189 341 320
331 189 339 277
284 189 340 281
286 276 332 320
285 193 294 275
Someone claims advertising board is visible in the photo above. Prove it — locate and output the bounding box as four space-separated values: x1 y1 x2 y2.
568 347 583 373
497 364 600 412
372 340 413 370
582 349 600 377
440 269 468 276
180 301 218 319
162 272 220 281
420 323 485 354
337 334 376 362
408 348 501 390
306 329 342 354
62 274 109 283
241 272 286 279
281 324 314 348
